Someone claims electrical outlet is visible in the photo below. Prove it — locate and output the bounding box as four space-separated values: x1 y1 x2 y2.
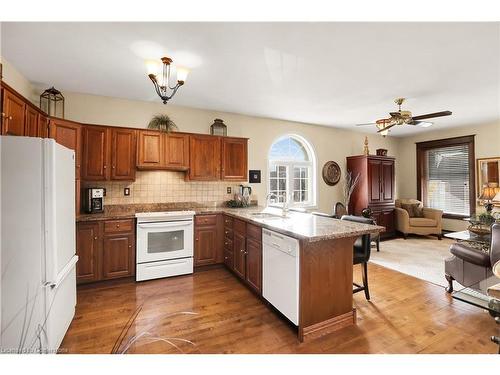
227 187 232 194
124 188 130 196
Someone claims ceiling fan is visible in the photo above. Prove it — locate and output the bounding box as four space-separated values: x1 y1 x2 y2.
356 98 452 136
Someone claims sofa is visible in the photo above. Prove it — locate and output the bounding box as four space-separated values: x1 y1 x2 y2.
394 199 443 239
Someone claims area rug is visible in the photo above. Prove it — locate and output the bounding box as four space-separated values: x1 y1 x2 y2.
370 235 453 288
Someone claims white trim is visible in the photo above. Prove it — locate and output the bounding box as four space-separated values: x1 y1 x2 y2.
267 134 317 208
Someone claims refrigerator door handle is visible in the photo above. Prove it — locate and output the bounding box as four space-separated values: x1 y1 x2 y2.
45 255 79 289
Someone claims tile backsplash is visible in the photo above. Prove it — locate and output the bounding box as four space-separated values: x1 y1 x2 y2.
82 171 244 206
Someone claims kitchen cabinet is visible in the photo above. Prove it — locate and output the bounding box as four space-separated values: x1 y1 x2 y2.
102 233 135 279
111 128 136 180
81 125 136 181
49 118 81 179
76 219 135 284
347 155 396 238
137 130 164 168
24 105 39 137
233 230 246 280
2 87 26 136
81 125 109 181
137 130 189 170
221 137 248 181
245 236 262 294
38 113 49 138
188 134 221 181
76 221 101 283
165 133 189 169
194 214 223 267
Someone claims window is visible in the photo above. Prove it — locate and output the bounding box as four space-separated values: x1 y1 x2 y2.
268 135 316 207
416 135 475 218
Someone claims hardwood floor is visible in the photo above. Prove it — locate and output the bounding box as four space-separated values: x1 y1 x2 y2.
60 263 499 354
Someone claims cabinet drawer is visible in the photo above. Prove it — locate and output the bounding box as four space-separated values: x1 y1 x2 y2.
223 226 233 239
104 219 134 233
233 218 246 234
195 214 217 226
223 215 233 228
246 223 262 242
224 237 233 251
223 249 234 269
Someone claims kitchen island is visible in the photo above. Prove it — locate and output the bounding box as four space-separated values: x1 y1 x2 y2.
77 204 384 341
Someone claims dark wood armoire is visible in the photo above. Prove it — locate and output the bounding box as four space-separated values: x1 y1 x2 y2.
346 155 396 238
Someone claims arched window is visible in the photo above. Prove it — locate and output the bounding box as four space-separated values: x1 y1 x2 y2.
268 134 316 207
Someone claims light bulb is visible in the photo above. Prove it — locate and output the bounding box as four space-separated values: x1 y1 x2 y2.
145 60 160 76
176 67 189 83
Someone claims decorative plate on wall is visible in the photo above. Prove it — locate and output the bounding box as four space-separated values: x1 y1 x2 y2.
322 161 341 186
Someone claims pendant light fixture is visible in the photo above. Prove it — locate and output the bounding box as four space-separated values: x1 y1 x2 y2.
147 57 189 104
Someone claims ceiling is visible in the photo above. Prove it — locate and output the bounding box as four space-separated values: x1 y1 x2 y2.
1 22 499 136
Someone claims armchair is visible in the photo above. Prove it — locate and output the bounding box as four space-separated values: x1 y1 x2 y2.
394 199 443 239
445 223 500 293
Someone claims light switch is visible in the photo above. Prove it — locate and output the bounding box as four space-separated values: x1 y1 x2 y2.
227 187 232 194
124 188 130 196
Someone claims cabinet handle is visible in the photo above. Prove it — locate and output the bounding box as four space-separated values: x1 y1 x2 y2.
225 230 229 234
116 224 120 228
224 256 228 260
8 116 13 120
112 166 115 169
94 236 98 240
225 241 229 246
195 238 199 241
240 249 245 253
103 165 107 169
128 245 132 248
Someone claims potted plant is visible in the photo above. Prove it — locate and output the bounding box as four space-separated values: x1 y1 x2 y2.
147 114 178 133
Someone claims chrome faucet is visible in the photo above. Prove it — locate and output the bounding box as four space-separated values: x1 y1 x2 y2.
266 193 278 207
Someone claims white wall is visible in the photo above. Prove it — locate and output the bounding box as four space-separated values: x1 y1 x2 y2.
0 58 35 103
396 122 500 231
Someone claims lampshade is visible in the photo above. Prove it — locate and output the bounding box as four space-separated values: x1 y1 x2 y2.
479 186 497 200
493 192 500 202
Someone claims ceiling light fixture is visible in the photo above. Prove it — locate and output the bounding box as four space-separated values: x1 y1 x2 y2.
147 57 189 104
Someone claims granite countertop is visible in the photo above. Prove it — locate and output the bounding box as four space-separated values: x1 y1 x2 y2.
77 203 384 242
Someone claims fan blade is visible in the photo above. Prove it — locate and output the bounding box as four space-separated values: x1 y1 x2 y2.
412 111 452 121
377 123 395 133
355 123 377 126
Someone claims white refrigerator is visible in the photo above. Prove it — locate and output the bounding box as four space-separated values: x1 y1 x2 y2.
0 136 78 354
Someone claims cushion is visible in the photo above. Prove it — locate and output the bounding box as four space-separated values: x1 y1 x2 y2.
413 206 424 218
401 203 421 218
409 217 437 227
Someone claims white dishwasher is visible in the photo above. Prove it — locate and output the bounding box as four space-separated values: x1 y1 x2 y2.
262 228 300 325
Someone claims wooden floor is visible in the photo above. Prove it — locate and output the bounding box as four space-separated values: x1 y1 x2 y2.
61 263 499 354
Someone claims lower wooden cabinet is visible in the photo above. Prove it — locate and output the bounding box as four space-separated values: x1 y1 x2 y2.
245 237 262 293
232 230 246 279
194 223 218 266
76 221 101 283
371 207 395 238
76 219 135 284
102 233 135 279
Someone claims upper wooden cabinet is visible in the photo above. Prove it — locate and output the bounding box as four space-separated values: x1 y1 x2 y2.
81 125 136 181
81 126 109 181
2 88 26 136
222 137 248 181
137 130 164 168
38 113 49 138
188 134 221 181
24 105 39 137
49 118 82 179
165 133 189 169
111 128 136 180
137 130 189 170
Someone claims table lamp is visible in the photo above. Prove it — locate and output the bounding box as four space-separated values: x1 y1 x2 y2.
480 186 497 214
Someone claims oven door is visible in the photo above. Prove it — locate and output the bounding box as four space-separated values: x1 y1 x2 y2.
136 220 194 264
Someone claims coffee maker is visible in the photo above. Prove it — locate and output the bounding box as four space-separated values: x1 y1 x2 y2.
84 188 104 213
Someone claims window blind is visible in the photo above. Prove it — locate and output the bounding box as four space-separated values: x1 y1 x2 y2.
424 144 470 216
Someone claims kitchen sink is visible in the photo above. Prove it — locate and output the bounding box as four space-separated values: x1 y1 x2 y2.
250 212 288 220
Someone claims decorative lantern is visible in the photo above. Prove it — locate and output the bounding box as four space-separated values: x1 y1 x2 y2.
210 118 227 136
40 87 65 118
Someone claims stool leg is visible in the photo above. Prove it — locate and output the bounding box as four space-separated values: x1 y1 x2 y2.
362 262 370 300
445 274 454 293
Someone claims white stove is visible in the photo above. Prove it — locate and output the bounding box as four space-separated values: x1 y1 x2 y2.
135 210 195 281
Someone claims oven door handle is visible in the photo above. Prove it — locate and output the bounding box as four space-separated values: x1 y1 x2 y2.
137 221 192 229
